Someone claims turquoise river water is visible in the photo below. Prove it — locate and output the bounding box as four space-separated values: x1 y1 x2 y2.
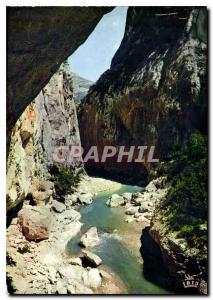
67 183 171 294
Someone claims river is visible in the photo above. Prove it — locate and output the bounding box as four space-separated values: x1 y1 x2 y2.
67 183 171 294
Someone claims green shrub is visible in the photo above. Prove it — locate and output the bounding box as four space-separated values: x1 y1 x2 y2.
162 131 208 248
51 166 80 197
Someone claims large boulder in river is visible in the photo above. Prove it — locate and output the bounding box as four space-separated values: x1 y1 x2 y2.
106 194 124 207
122 192 132 202
18 205 50 241
80 227 100 248
81 249 102 266
67 257 82 266
131 192 145 204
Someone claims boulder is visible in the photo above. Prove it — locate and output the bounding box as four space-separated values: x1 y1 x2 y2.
132 192 143 199
58 265 83 283
139 203 150 213
106 194 124 207
124 202 132 209
67 257 82 266
18 205 50 241
145 181 157 193
81 249 102 266
62 209 81 222
125 206 139 215
82 268 102 289
77 193 93 205
52 200 66 213
131 197 144 206
122 192 132 202
80 227 100 248
64 194 78 206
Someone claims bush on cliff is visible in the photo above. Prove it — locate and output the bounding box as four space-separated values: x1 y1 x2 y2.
162 131 208 249
50 166 80 197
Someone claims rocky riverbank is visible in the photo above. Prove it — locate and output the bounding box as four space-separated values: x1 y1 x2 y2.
6 175 207 294
106 176 167 226
6 176 126 294
105 176 207 294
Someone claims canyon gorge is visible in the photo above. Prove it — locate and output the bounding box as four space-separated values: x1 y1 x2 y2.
7 6 208 295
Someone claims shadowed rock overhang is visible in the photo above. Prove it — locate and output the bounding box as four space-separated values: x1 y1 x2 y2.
7 6 113 132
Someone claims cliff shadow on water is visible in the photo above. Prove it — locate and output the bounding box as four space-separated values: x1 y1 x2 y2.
140 227 185 294
85 164 149 186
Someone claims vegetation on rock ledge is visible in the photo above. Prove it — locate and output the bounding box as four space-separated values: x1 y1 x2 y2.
50 166 80 197
160 131 208 250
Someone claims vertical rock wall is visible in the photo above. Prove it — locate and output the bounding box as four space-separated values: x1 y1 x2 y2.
78 7 207 183
7 62 81 210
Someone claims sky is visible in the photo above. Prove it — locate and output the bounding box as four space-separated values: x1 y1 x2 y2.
68 7 128 82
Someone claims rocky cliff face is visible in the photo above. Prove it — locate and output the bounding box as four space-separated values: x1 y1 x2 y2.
7 61 81 211
78 7 207 183
7 7 112 132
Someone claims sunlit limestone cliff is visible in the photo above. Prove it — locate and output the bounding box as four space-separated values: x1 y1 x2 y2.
7 62 82 211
